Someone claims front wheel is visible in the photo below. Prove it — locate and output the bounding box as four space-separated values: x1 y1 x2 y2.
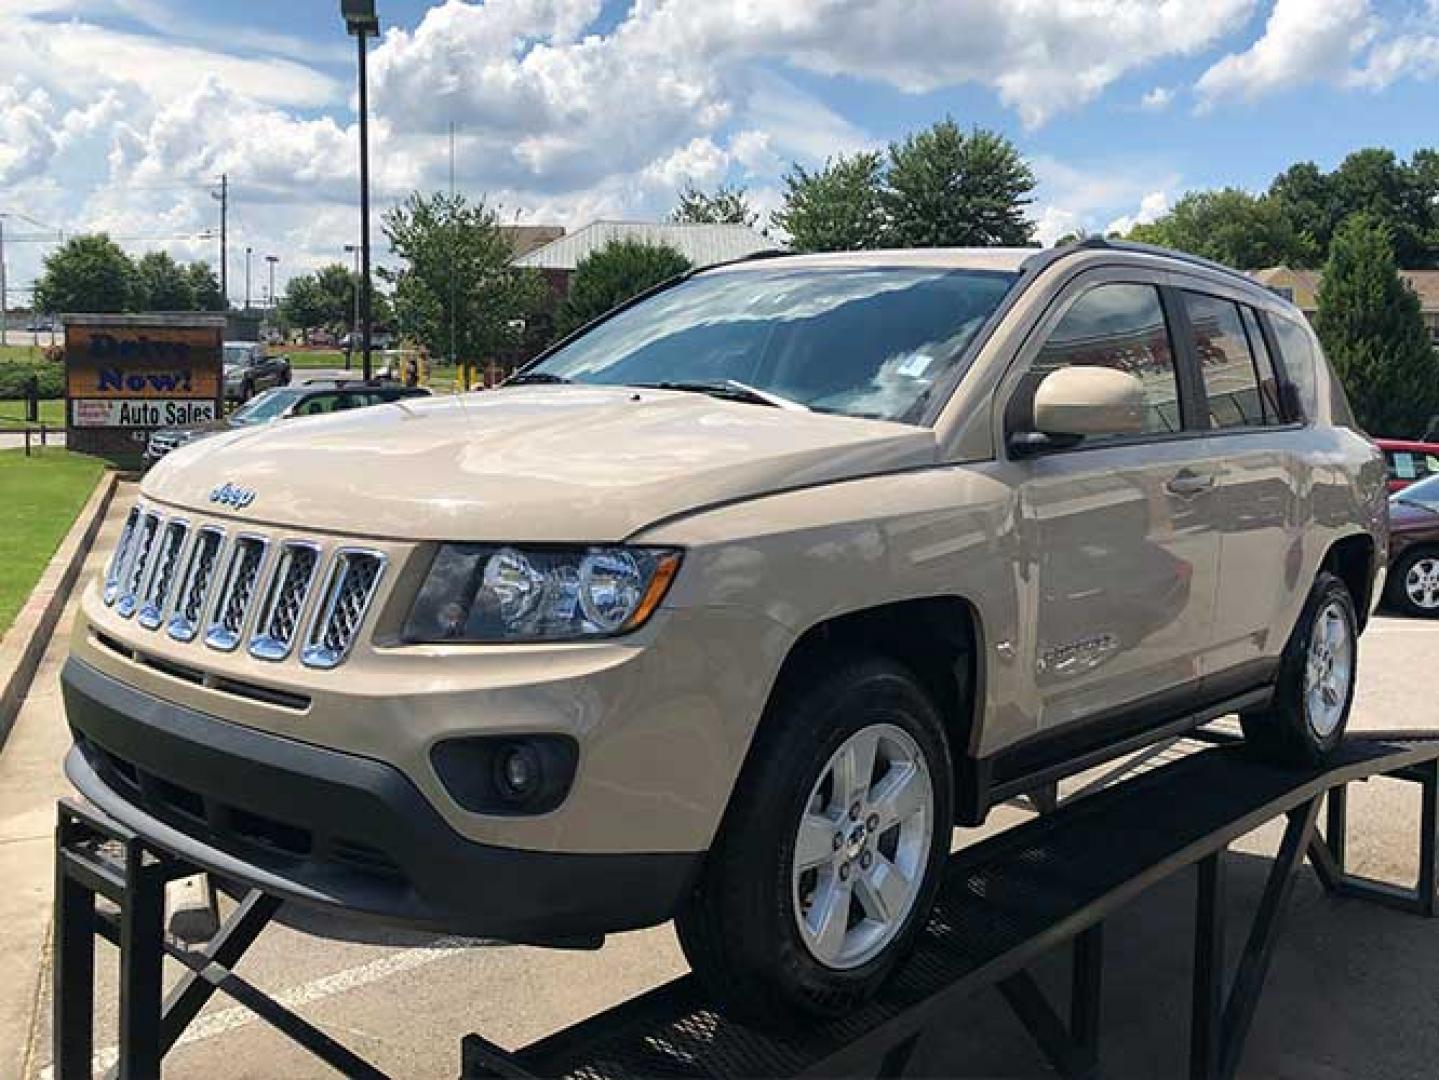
1240 572 1358 765
676 655 953 1023
1386 549 1439 618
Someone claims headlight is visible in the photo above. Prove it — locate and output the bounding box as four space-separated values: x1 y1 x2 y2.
403 545 682 643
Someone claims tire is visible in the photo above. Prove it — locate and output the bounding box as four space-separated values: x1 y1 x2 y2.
241 379 254 402
1240 572 1358 766
1385 548 1439 618
675 654 953 1024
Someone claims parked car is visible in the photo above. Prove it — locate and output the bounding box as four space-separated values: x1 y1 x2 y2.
25 315 54 332
63 241 1384 1026
144 380 431 466
1386 472 1439 616
223 342 290 403
1373 437 1439 493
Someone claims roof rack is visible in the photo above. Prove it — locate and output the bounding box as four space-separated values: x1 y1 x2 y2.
1047 235 1261 289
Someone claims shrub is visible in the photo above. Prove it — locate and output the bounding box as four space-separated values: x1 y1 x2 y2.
0 357 65 400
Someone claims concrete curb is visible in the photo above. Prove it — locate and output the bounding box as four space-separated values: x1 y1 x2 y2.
0 469 118 749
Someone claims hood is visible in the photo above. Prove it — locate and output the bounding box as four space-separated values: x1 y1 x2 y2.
141 386 937 541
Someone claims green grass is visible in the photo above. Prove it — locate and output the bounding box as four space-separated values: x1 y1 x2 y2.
0 450 106 637
0 343 57 363
0 399 65 427
285 350 348 369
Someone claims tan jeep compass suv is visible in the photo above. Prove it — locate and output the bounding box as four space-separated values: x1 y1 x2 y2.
63 240 1385 1022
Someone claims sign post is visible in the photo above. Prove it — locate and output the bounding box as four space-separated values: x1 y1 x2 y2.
63 314 225 468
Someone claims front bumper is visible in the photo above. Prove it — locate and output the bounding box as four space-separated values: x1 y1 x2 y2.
62 657 700 940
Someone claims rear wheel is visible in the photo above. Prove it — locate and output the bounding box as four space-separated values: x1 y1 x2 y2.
1386 549 1439 618
1240 572 1357 765
676 655 953 1023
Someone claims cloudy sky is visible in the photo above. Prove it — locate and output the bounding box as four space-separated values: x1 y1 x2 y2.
2 0 1437 305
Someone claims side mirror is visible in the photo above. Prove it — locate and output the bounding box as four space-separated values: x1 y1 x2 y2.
1032 365 1147 439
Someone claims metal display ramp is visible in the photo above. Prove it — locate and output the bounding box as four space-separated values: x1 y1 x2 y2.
52 731 1439 1080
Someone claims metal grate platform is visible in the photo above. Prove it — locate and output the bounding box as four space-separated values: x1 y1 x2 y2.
471 736 1439 1080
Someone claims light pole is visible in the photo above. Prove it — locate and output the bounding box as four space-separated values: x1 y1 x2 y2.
342 0 379 381
265 255 279 311
343 243 360 371
244 246 252 310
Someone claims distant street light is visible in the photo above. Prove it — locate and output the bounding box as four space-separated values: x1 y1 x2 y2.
341 0 379 381
343 243 361 371
244 246 253 310
265 255 279 311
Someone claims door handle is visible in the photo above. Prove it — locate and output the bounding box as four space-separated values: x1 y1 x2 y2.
1166 469 1216 497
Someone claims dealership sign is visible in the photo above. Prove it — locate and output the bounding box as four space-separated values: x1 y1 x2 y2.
71 399 218 428
64 313 226 464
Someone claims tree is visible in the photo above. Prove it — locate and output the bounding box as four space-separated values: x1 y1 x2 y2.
1269 162 1338 261
382 190 545 363
280 274 329 337
187 262 226 311
773 151 887 253
314 263 359 329
1315 214 1439 437
670 183 759 227
33 234 135 314
1127 188 1315 270
556 240 691 336
883 120 1035 247
132 251 195 311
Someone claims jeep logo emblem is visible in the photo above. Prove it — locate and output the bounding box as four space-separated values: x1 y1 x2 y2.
209 482 256 509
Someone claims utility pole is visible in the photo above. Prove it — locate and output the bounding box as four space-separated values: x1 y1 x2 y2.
0 214 7 345
212 174 229 309
265 255 279 310
244 247 252 310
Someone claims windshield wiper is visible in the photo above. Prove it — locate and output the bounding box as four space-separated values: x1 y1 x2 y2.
505 371 573 386
635 379 810 412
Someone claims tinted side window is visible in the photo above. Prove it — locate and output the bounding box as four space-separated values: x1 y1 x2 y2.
1182 291 1272 429
1021 283 1182 437
1269 315 1320 422
293 394 340 415
1239 307 1284 421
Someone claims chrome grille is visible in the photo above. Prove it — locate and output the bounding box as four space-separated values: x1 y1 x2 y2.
115 512 160 619
103 506 141 605
169 527 224 642
249 542 321 661
204 536 268 652
302 550 386 669
137 519 188 629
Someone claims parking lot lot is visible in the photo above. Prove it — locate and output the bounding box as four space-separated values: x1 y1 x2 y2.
2 488 1436 1079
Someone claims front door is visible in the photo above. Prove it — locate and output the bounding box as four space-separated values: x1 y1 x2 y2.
1002 277 1221 731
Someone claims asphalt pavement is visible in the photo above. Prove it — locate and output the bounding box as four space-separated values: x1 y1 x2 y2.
2 489 1437 1078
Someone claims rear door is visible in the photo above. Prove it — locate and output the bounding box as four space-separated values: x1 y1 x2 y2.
1172 283 1303 689
998 271 1221 731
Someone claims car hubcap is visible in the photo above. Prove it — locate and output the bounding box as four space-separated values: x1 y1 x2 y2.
791 723 933 970
1304 600 1353 738
1405 558 1439 610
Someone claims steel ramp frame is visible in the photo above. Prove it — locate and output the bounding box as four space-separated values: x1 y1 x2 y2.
50 733 1439 1080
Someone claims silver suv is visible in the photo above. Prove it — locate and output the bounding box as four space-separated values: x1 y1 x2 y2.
62 241 1384 1023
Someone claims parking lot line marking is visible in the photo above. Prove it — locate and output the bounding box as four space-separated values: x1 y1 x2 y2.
44 935 476 1078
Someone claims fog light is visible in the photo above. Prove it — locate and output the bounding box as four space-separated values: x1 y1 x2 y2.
495 744 542 801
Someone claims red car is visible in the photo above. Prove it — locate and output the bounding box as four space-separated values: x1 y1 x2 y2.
1387 473 1439 616
1375 438 1439 493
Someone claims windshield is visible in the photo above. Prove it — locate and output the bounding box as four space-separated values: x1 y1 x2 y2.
1395 473 1439 510
223 345 253 366
232 387 304 425
524 266 1017 423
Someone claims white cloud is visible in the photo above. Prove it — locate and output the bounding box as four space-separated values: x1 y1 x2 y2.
641 137 731 192
1349 32 1439 89
1196 0 1376 106
1106 191 1172 236
1030 156 1181 244
1141 86 1175 111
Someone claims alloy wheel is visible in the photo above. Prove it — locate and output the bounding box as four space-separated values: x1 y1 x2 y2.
791 722 934 970
1304 600 1353 738
1404 557 1439 611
